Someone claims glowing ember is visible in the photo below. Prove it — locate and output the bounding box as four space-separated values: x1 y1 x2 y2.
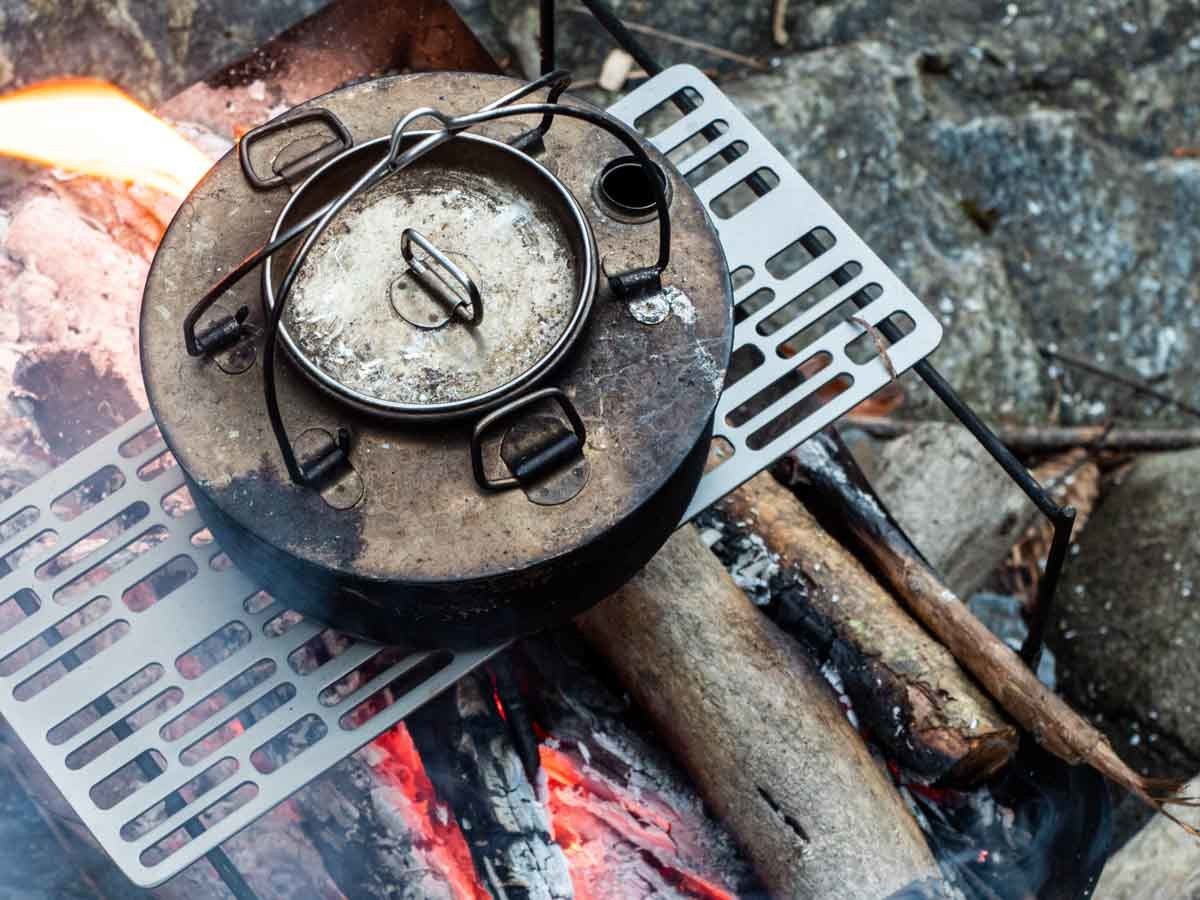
539 744 737 900
0 78 210 197
368 725 489 900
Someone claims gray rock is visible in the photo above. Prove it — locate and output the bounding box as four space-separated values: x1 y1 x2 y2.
1049 449 1200 778
721 43 1052 422
470 0 1200 424
864 422 1035 598
1095 771 1200 900
925 110 1200 425
716 30 1200 425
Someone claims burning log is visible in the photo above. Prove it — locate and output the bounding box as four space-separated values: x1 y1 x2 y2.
577 527 945 899
290 728 489 900
407 669 575 900
718 471 1019 787
410 643 761 900
781 433 1193 816
515 630 763 899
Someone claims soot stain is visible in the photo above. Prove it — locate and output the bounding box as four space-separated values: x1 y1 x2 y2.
214 454 365 571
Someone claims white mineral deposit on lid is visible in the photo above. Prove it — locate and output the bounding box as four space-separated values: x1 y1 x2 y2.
284 174 579 406
666 285 697 324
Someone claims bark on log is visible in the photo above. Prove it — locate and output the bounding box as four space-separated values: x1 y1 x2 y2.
781 434 1189 811
577 527 945 900
407 670 575 900
720 472 1018 786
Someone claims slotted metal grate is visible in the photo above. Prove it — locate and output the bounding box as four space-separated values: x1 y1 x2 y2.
0 414 499 886
0 66 942 889
610 66 943 520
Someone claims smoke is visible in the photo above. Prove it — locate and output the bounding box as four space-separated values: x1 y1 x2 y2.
904 739 1112 900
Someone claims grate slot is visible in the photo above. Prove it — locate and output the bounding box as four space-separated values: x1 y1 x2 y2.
0 68 941 888
607 65 942 519
0 412 499 885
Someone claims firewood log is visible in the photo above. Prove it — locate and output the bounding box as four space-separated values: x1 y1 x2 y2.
407 670 575 900
720 471 1018 786
291 745 480 900
780 433 1193 817
577 527 945 899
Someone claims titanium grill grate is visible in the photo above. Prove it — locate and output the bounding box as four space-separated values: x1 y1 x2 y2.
0 67 942 889
606 65 943 520
0 413 499 887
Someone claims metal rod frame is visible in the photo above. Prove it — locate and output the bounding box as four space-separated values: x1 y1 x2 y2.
539 0 1075 669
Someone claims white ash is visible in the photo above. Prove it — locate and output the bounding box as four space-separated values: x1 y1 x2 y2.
284 173 578 406
693 511 779 605
820 661 860 730
789 438 889 520
666 284 697 324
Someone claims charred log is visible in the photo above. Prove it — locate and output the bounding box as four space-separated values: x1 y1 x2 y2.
578 527 946 899
716 471 1018 787
407 668 575 900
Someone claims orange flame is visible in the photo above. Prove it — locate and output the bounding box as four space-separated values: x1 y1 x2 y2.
0 78 210 197
369 725 489 900
539 744 738 900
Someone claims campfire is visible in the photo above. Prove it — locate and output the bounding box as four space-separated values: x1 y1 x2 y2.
1 2 1195 899
0 60 757 900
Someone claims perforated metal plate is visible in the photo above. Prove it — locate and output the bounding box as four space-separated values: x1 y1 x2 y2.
0 413 499 887
607 65 943 519
0 67 943 890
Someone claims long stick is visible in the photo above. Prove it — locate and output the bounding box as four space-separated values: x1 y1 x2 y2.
779 434 1195 821
845 416 1200 454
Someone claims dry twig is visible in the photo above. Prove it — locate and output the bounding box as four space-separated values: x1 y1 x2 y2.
772 0 790 46
1040 344 1200 419
850 315 897 380
780 433 1199 826
842 416 1200 454
566 5 769 70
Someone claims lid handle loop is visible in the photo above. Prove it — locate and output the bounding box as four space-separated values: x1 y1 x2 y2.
398 228 484 327
471 387 587 492
239 107 353 191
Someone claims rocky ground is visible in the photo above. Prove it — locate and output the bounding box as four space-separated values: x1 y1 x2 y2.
4 0 1200 894
463 0 1200 427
